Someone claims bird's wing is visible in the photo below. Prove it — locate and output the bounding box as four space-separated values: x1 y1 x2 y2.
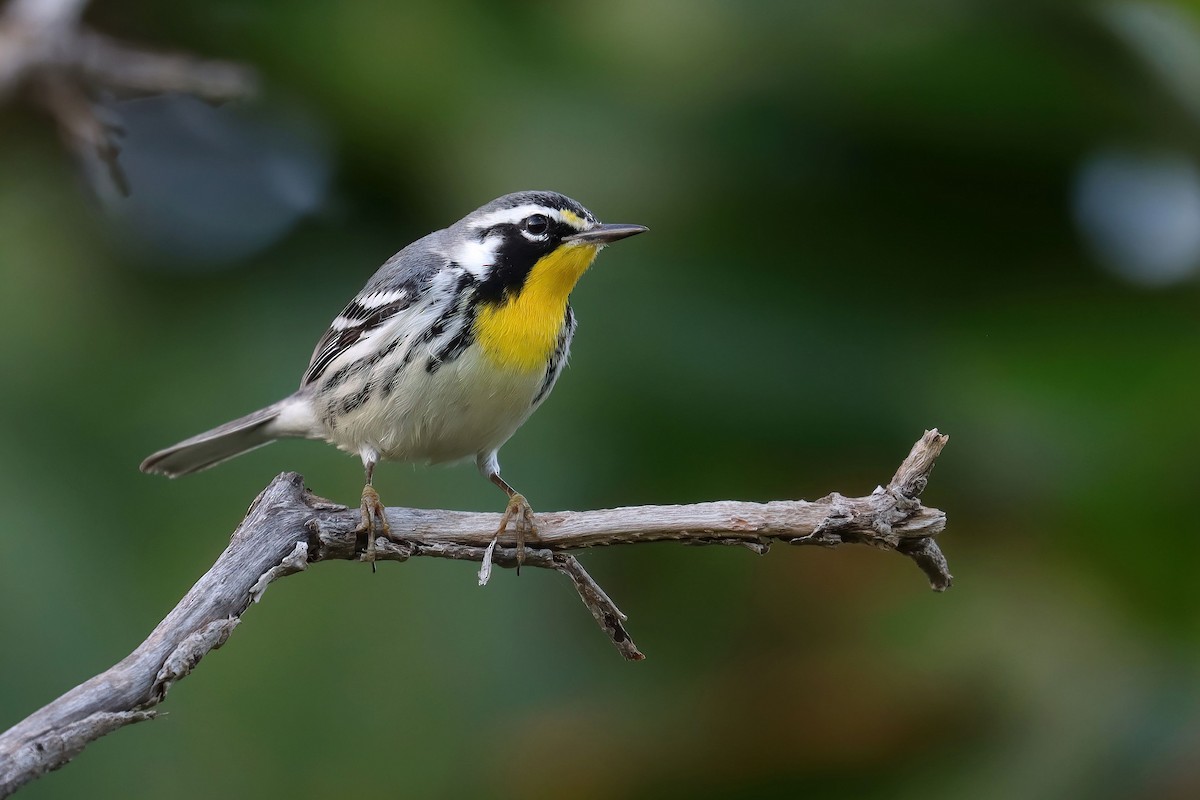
301 243 448 387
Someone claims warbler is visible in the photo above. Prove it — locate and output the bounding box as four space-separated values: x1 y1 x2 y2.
141 190 647 566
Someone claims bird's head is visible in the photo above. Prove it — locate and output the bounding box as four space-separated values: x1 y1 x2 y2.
454 190 647 304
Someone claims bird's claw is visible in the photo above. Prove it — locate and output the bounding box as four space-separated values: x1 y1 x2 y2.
496 492 538 572
355 484 390 572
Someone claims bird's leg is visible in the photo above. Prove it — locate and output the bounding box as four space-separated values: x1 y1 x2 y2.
356 458 389 572
489 472 538 573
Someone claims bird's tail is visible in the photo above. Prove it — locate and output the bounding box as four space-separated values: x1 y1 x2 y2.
140 395 316 478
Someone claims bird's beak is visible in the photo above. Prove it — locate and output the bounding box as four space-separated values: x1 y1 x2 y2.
565 223 649 245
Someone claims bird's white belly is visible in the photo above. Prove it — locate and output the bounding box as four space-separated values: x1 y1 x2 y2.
322 345 545 465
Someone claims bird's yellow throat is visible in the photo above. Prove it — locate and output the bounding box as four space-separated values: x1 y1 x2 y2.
475 243 598 372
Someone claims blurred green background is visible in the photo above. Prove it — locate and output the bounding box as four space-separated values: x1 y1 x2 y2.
3 0 1199 797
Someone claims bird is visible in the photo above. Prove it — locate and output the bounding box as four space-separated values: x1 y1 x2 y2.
140 190 647 569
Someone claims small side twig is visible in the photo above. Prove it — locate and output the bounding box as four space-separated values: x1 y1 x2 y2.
548 553 642 661
385 536 644 660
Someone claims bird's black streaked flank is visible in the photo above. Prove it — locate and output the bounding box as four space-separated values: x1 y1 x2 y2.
141 191 648 568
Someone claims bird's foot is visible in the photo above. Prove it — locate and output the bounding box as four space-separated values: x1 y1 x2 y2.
356 484 390 572
496 492 538 573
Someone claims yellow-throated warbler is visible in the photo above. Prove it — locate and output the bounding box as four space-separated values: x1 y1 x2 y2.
141 191 647 566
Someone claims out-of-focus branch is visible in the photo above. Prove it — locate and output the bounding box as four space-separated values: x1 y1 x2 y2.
0 0 256 191
0 0 256 100
0 430 949 798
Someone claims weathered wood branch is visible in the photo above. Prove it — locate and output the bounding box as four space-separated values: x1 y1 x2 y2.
0 430 949 798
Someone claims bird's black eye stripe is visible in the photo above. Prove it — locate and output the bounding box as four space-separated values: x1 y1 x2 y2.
522 214 549 236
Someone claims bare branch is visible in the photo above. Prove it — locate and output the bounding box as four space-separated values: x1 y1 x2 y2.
0 0 255 98
0 430 949 798
0 0 256 193
74 32 257 101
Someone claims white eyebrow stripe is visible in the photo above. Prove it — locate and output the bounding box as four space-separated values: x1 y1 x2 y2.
470 204 591 230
